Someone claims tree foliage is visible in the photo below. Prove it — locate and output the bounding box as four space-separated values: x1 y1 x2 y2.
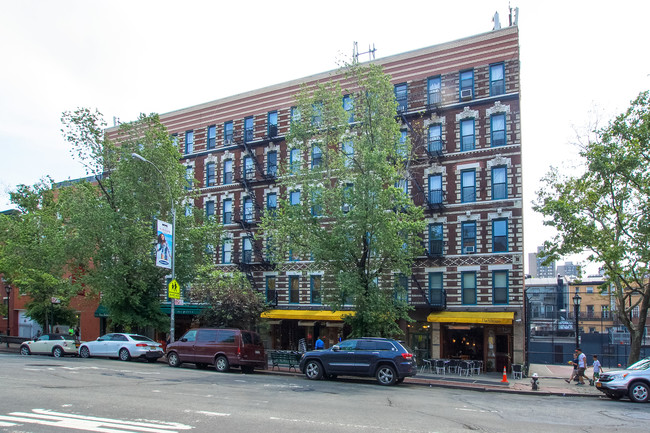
189 267 268 330
260 63 425 338
533 91 650 363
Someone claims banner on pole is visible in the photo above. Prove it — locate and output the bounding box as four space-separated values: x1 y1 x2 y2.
156 220 172 269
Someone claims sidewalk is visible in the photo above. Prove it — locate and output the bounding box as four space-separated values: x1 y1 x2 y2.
0 343 601 397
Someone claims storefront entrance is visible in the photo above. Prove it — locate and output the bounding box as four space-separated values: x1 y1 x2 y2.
442 325 484 361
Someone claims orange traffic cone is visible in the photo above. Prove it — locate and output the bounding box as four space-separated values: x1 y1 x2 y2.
501 366 508 383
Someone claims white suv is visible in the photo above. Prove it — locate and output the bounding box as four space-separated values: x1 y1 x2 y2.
596 357 650 403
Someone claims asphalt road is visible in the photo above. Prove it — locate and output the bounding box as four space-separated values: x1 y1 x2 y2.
0 352 649 433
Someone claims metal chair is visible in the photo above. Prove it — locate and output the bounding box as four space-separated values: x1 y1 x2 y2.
458 360 471 376
447 359 460 374
512 364 523 379
435 359 447 375
470 360 483 375
420 359 433 374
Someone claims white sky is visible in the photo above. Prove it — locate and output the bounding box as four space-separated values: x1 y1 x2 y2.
1 0 649 272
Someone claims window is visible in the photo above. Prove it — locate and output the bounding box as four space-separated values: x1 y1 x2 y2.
224 121 233 144
243 197 253 222
490 63 505 96
343 141 354 168
459 70 474 100
207 125 216 149
586 304 595 319
492 219 508 252
312 144 322 169
491 114 506 146
311 190 322 216
493 270 508 304
267 193 277 215
428 223 443 256
428 174 443 205
222 198 232 224
290 190 300 205
311 103 322 126
342 183 353 213
602 305 610 319
396 178 408 196
462 271 477 304
242 237 252 264
311 275 321 304
290 106 300 128
205 162 216 187
266 276 276 303
429 272 444 305
394 83 408 113
394 274 408 302
461 221 476 253
460 119 475 151
185 202 193 217
267 111 278 137
244 116 254 143
171 133 178 149
289 275 300 303
290 148 301 174
343 95 354 123
185 130 194 154
267 151 277 178
223 159 233 184
222 239 232 264
397 130 408 158
492 166 507 200
205 200 215 219
427 76 441 106
428 125 442 153
461 170 476 203
243 155 254 179
185 166 193 190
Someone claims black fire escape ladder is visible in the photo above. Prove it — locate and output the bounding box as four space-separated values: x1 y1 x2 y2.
410 274 431 307
242 140 269 180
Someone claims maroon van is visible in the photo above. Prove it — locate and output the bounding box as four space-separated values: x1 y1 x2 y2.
166 328 266 373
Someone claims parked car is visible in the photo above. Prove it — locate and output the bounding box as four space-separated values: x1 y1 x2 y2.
19 334 79 357
298 337 416 386
166 328 266 373
596 357 650 402
78 333 163 362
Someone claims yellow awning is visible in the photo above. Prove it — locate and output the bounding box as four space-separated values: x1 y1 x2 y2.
261 309 355 321
426 311 514 325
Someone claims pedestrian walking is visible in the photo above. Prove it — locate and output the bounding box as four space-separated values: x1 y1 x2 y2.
315 336 325 350
575 348 587 385
565 352 578 383
590 355 602 386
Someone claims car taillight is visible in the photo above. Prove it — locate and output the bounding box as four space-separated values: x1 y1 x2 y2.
135 343 148 347
401 353 413 360
237 347 241 357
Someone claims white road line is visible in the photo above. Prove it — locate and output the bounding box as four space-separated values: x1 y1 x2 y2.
185 410 231 417
0 409 192 433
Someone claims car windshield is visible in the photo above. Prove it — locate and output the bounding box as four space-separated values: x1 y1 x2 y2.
61 335 76 341
130 335 155 342
626 359 650 371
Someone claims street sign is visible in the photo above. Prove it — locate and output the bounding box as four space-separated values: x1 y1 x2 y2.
168 279 181 300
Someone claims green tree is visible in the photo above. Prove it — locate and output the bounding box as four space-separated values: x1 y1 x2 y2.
534 91 650 363
189 267 268 330
56 109 222 332
0 181 82 331
261 63 425 338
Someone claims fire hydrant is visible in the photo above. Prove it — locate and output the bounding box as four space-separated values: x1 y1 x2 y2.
531 373 539 391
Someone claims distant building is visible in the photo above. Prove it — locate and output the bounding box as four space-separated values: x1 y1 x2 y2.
528 246 556 278
557 261 581 278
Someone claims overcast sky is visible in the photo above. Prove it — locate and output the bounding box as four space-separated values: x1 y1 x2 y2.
1 0 649 272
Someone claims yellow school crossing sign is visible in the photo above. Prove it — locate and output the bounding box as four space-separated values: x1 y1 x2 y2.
168 279 181 299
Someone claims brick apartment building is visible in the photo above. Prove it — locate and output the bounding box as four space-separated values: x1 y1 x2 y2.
106 25 525 371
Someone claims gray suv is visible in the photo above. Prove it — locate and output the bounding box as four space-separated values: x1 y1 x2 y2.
596 357 650 402
298 337 416 386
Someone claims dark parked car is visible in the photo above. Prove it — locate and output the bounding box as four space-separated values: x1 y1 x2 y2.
166 328 266 373
298 337 416 385
596 357 650 402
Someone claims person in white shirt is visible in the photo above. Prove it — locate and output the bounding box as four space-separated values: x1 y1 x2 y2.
576 348 587 385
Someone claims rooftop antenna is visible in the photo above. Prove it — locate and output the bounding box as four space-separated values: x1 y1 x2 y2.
353 41 376 64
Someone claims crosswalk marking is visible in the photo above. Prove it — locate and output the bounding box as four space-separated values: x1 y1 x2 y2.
0 409 192 433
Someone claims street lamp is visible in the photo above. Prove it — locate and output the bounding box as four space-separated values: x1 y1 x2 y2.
2 277 11 348
573 290 582 348
132 153 177 343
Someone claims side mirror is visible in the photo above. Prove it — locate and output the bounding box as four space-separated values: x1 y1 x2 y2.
180 338 188 342
332 345 340 352
96 337 101 341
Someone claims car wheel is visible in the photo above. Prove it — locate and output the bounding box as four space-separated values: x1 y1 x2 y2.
79 346 91 358
20 346 31 356
376 365 397 386
628 381 650 403
167 352 181 367
215 356 230 372
304 360 323 380
52 346 64 358
119 348 131 361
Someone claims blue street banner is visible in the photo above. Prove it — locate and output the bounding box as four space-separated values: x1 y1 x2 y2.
156 220 172 269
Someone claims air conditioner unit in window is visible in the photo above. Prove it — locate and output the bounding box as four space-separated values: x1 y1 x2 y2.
464 246 475 254
460 89 473 100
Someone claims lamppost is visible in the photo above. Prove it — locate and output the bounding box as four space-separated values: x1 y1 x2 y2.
573 291 581 348
2 277 11 348
132 153 177 343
